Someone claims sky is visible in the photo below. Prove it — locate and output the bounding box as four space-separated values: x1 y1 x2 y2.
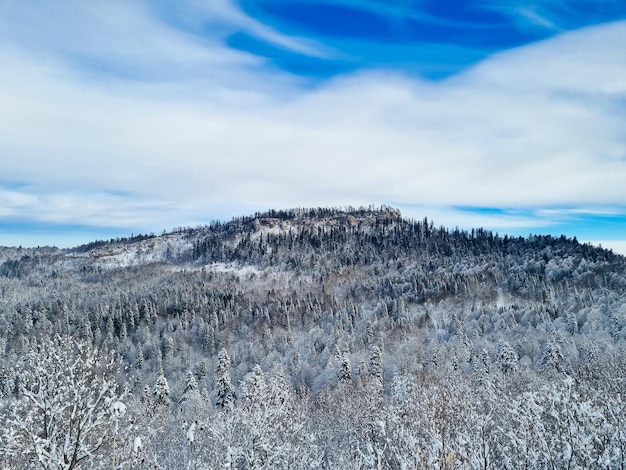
0 0 625 253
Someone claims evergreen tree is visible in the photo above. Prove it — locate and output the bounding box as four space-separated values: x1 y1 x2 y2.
164 336 174 368
497 339 519 374
184 370 200 396
240 364 267 410
472 348 493 395
369 345 383 386
135 345 144 369
154 374 171 408
214 348 235 409
541 339 565 372
338 352 352 382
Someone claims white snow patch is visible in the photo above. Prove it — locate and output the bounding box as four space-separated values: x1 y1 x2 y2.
111 400 126 418
496 287 505 309
205 262 263 276
133 436 143 453
186 421 197 445
67 233 193 269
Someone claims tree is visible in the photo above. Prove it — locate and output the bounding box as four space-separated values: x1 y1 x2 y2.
214 366 312 470
338 352 352 382
0 336 129 469
153 374 171 409
214 348 235 409
365 345 385 469
541 339 565 372
182 370 201 402
497 339 518 374
368 345 383 386
240 364 267 411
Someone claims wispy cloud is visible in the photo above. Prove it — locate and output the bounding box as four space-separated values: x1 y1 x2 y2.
188 0 331 58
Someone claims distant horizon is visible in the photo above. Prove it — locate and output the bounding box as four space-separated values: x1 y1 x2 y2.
1 2 625 254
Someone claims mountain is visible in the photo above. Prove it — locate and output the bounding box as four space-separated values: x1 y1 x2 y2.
2 206 626 468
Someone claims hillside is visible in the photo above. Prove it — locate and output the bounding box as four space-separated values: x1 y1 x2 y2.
1 206 626 468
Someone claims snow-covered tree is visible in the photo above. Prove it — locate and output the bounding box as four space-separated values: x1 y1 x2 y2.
153 374 171 409
0 337 130 469
368 345 383 386
541 339 565 372
540 377 606 468
240 364 267 411
497 339 518 374
223 366 311 470
177 370 202 413
338 351 352 382
214 348 235 409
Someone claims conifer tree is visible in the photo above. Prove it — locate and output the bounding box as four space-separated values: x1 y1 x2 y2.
339 351 352 382
240 364 267 410
497 339 519 374
154 374 171 409
215 348 235 409
135 345 144 370
541 339 565 372
369 345 383 386
184 370 200 398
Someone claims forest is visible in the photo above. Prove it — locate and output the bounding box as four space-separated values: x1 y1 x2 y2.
1 206 626 469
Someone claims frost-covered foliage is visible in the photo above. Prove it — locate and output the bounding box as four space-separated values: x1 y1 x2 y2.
1 206 626 468
0 338 134 469
153 374 171 409
214 348 235 410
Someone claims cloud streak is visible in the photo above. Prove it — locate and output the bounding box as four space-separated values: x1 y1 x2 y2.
0 1 625 251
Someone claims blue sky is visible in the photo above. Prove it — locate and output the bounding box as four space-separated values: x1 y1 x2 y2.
0 1 625 254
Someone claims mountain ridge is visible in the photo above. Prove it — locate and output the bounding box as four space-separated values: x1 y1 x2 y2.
3 205 620 270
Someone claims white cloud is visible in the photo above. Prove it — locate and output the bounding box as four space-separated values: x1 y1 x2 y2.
395 205 549 232
586 241 626 257
0 1 252 74
0 2 624 246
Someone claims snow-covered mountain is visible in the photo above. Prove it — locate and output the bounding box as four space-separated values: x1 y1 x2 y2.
1 206 626 468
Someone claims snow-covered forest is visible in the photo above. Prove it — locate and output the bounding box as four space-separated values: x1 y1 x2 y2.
1 206 626 469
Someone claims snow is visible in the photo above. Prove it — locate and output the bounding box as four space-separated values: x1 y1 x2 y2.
66 233 193 269
133 436 142 453
186 421 196 445
111 400 126 419
496 287 505 309
205 262 263 277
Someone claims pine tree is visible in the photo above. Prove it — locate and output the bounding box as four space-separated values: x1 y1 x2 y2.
154 374 171 408
497 339 519 374
472 348 494 395
369 345 383 386
164 336 174 368
541 340 565 372
215 348 235 409
240 364 267 410
135 345 144 370
182 369 201 404
339 351 352 382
